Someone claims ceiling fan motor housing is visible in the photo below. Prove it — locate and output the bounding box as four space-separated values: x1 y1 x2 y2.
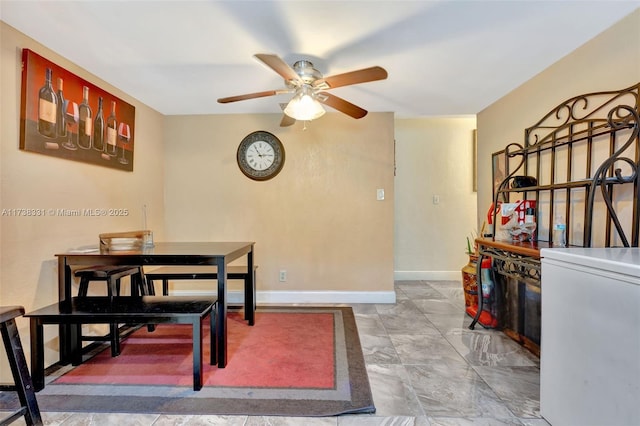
290 60 323 85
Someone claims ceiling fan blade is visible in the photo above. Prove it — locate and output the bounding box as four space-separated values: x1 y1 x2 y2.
217 90 280 104
254 53 301 84
280 114 296 127
315 66 388 89
318 92 368 119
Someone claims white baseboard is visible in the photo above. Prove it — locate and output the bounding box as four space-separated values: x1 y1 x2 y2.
394 270 460 281
256 291 396 304
170 290 396 304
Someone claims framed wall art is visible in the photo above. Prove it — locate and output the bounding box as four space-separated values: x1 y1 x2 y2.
492 149 508 202
472 129 477 192
19 48 136 171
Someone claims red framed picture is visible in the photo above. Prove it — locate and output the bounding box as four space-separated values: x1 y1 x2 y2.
19 49 136 171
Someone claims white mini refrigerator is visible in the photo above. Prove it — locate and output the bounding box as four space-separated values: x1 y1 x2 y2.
540 248 640 426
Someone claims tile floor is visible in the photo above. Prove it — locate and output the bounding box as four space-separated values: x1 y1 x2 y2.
5 280 550 425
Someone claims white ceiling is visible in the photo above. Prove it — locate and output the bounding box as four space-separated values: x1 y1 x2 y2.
1 1 638 118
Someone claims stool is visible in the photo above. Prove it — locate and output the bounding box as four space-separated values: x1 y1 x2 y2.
74 265 152 357
75 265 151 297
0 306 42 426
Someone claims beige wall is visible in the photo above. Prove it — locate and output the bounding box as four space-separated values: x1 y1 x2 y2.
163 113 396 303
0 23 166 369
476 10 640 227
394 117 478 279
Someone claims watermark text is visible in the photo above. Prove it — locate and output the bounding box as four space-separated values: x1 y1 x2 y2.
1 208 130 217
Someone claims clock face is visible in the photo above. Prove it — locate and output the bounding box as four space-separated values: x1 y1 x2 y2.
245 141 275 171
237 131 285 181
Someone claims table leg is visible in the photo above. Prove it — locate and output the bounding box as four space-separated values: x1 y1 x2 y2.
58 256 74 363
192 318 203 391
216 259 227 368
29 319 44 392
71 324 83 366
210 307 216 365
245 249 255 326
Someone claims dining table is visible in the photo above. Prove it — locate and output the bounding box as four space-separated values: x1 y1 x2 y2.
55 241 255 368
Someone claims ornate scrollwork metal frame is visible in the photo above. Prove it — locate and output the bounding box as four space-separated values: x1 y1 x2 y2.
525 84 639 148
491 83 640 247
585 105 640 246
479 245 540 285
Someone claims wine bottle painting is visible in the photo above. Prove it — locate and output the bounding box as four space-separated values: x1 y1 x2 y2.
19 49 136 171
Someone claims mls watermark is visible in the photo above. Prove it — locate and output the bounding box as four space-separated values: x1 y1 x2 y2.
1 208 130 217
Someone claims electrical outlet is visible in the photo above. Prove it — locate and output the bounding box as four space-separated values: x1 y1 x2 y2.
279 270 287 282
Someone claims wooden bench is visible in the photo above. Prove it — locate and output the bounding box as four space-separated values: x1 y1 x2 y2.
145 265 256 325
24 296 216 391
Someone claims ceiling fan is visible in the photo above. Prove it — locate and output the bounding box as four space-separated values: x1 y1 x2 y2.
217 54 388 126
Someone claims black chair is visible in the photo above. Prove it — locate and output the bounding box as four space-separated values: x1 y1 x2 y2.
0 306 42 426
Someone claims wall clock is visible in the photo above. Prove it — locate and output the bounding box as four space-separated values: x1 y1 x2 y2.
237 131 285 181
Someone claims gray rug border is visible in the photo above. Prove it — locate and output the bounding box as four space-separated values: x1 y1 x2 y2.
1 306 376 417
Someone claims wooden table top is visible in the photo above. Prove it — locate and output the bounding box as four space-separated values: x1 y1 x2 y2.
475 237 554 258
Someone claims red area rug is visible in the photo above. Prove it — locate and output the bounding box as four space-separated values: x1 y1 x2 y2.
55 311 336 389
9 306 375 416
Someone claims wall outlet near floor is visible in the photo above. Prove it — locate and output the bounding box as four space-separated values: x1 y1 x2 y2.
279 270 287 282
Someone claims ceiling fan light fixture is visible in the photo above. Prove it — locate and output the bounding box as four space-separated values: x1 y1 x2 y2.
284 86 325 121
